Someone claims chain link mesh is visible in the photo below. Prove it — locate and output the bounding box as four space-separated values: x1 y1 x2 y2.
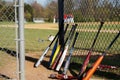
0 0 18 80
23 0 120 79
2 0 118 79
64 0 120 79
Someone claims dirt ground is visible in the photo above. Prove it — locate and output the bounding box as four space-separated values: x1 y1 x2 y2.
24 23 119 33
0 52 74 80
24 53 58 80
25 23 58 30
0 53 55 80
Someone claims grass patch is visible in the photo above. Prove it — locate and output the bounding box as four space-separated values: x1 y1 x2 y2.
78 23 120 30
0 27 58 52
0 25 119 53
0 21 15 25
75 31 120 54
25 28 57 52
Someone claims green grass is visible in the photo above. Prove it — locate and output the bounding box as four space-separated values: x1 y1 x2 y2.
25 28 57 52
0 21 15 25
77 23 120 30
0 24 119 53
0 27 57 52
75 31 120 54
0 27 16 49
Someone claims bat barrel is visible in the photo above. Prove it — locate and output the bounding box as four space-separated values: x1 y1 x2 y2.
82 56 104 80
56 24 78 71
63 32 79 74
48 24 69 67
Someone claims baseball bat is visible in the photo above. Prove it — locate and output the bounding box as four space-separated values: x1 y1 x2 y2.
63 32 79 74
82 31 120 80
49 24 69 67
35 24 69 67
48 38 58 66
56 24 77 71
78 22 104 78
34 32 58 67
50 25 75 69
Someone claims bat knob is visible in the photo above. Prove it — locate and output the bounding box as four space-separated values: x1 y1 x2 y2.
49 74 56 78
100 21 104 25
75 24 78 26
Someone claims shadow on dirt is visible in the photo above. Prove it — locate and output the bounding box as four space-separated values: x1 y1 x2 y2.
0 47 49 68
0 47 120 79
68 54 120 80
0 73 11 79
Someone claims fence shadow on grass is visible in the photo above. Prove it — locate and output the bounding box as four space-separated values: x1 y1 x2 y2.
0 47 17 57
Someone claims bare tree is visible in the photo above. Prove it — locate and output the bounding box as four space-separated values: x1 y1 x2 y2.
31 1 44 18
44 1 58 22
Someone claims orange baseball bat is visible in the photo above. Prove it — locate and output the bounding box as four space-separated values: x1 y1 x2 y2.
83 31 120 80
82 55 104 80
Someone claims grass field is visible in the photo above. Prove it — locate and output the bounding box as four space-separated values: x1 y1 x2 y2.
75 31 120 53
0 23 119 53
25 28 57 52
0 22 120 79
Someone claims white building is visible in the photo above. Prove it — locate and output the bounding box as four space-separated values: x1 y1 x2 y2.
33 18 45 23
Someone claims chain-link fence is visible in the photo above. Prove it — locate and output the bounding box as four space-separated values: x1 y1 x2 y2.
1 0 119 80
0 0 19 80
22 0 120 79
64 0 120 79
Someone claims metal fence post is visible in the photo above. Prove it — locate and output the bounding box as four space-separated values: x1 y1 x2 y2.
58 0 64 47
18 0 25 80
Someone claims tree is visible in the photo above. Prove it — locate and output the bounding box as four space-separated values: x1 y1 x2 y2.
64 0 74 14
31 1 44 18
24 4 33 21
112 0 120 21
44 1 58 22
0 3 3 21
